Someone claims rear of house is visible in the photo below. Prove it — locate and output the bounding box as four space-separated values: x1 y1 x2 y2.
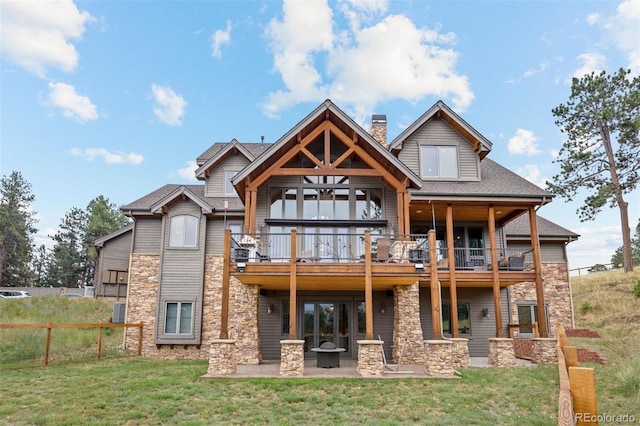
110 100 577 374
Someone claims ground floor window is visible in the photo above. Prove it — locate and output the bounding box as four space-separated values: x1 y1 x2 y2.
442 302 471 335
164 302 193 335
517 303 549 336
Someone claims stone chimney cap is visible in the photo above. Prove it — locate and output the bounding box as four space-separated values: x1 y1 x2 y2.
372 114 386 123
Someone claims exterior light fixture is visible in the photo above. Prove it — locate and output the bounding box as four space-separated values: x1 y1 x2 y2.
415 263 425 271
236 262 247 272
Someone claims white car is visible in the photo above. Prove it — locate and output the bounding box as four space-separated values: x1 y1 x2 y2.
0 290 31 298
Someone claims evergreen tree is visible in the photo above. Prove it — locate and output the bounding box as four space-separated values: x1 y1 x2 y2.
611 221 640 268
48 207 87 288
30 244 51 287
548 68 640 272
0 171 38 286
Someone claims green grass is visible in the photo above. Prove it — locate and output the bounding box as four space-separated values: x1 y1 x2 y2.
2 269 639 424
569 267 640 417
1 358 558 425
0 296 124 368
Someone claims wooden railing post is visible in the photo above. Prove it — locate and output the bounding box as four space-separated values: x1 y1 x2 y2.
97 323 103 360
137 322 144 356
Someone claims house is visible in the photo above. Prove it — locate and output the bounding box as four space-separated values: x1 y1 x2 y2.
116 99 578 376
93 224 132 299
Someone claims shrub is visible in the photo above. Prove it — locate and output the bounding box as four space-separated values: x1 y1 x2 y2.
580 301 594 314
633 280 640 298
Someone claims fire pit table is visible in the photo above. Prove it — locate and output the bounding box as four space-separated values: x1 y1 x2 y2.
310 341 346 368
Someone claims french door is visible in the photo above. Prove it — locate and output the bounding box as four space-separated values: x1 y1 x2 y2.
302 301 351 357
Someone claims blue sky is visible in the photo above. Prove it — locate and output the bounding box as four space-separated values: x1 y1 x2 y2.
1 0 639 273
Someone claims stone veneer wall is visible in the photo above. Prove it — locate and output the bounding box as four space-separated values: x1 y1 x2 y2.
531 338 558 364
509 263 574 335
488 338 517 367
393 282 425 364
125 254 260 364
357 340 384 377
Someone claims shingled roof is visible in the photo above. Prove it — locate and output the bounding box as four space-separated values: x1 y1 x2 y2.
504 214 579 241
410 158 552 200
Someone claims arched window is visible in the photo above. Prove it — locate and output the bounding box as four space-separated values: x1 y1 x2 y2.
169 215 198 247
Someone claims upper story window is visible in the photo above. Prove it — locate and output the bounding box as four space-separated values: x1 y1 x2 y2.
169 215 198 247
225 171 238 196
420 146 458 178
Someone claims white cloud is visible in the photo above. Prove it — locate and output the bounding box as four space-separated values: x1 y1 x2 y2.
515 164 547 188
572 52 606 78
586 13 600 25
211 20 232 59
0 0 93 77
70 147 144 164
45 81 98 122
508 129 541 155
523 60 549 78
605 0 640 75
263 0 473 120
173 161 198 181
151 84 187 126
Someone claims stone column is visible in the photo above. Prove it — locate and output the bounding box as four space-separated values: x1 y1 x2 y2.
488 338 517 367
393 283 425 364
531 338 558 364
279 340 305 377
205 339 236 376
424 340 455 376
357 340 384 377
450 338 470 369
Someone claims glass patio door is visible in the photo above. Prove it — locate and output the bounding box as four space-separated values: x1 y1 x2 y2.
302 301 350 357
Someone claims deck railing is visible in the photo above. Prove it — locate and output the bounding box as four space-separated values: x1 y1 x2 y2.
230 232 532 271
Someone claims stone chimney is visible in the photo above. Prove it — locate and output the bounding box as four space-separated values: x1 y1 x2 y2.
370 114 387 147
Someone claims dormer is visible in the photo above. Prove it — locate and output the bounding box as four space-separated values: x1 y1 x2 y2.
389 101 492 182
194 139 257 198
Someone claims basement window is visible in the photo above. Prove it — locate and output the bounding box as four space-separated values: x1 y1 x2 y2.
442 302 471 335
165 302 194 335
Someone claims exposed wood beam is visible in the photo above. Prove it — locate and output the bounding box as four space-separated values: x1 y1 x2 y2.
269 168 383 177
403 192 410 236
446 206 459 338
249 122 331 190
364 231 373 340
324 127 331 166
529 207 548 337
331 147 354 168
396 192 405 235
243 188 251 233
300 146 325 169
489 206 503 338
248 189 257 234
429 230 443 339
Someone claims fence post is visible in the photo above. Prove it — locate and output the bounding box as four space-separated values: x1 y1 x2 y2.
97 323 103 360
570 366 598 425
137 322 144 356
44 322 52 367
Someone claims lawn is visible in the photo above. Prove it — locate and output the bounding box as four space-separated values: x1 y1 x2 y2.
1 268 639 425
1 358 558 425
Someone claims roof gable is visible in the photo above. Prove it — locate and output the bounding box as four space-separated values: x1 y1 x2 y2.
232 99 422 201
149 186 213 214
389 100 492 159
195 139 256 181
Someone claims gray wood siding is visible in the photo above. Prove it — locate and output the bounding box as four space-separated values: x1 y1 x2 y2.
205 155 250 197
132 218 161 254
99 232 131 272
420 287 510 357
156 200 206 345
96 231 131 296
258 291 392 360
508 242 567 263
398 118 480 181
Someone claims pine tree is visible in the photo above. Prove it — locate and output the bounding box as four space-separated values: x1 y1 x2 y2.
0 171 38 286
549 68 640 272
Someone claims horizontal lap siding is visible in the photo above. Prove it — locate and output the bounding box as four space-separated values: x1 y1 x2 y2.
205 155 250 197
133 218 161 253
398 118 480 181
419 287 510 357
156 200 206 344
101 232 131 270
259 291 392 360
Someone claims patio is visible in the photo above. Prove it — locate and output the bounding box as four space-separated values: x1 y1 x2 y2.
205 358 534 379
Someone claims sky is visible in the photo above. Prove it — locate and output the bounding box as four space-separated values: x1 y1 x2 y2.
1 0 639 274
